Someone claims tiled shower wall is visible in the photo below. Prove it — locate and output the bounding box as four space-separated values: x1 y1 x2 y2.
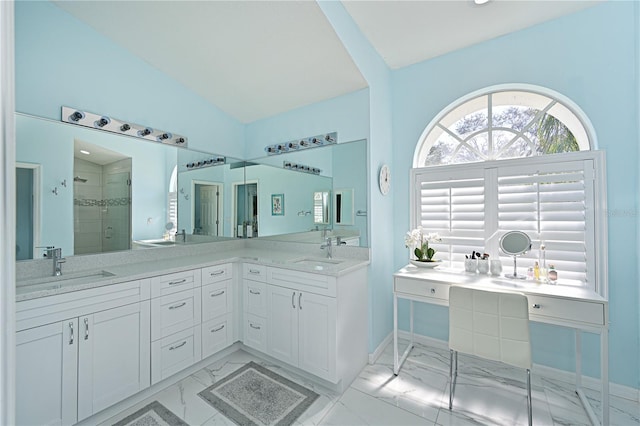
73 157 131 255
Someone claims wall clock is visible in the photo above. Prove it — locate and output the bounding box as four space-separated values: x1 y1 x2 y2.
379 164 390 195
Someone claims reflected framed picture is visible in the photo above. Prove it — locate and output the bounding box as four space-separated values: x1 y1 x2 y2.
271 194 284 216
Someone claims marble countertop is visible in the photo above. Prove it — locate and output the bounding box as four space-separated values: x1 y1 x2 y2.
16 248 369 302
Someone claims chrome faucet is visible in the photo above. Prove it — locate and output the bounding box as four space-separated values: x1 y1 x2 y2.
176 229 186 243
320 237 332 259
42 246 65 276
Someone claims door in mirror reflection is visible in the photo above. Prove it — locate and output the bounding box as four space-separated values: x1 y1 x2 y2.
235 182 258 238
16 164 40 260
194 182 221 236
73 143 131 255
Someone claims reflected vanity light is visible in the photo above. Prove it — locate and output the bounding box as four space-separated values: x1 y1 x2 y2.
265 131 337 155
61 106 188 148
179 188 189 200
297 210 311 216
79 149 90 155
283 161 321 175
185 156 226 170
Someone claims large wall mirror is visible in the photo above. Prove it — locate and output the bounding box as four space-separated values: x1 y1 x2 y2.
15 113 243 260
247 139 368 247
15 113 370 260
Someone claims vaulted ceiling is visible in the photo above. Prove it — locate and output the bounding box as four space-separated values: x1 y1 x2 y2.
53 0 599 123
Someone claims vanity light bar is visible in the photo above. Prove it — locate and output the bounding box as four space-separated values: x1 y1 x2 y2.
185 157 226 170
283 161 321 175
265 131 337 155
61 106 188 148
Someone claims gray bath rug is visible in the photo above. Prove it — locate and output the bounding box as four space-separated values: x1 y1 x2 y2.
112 401 188 426
198 361 319 426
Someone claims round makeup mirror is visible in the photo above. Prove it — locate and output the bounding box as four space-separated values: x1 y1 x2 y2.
499 230 532 279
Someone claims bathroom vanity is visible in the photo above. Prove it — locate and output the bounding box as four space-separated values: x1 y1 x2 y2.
15 243 369 426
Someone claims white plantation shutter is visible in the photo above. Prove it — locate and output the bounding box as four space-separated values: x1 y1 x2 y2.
411 152 606 293
168 192 178 234
414 167 486 264
497 160 594 284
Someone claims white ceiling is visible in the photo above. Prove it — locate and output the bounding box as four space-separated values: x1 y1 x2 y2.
343 0 600 70
53 0 599 124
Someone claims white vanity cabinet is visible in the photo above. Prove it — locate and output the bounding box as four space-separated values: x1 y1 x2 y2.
242 263 268 352
265 266 367 387
16 320 78 426
201 263 234 358
150 269 202 384
16 280 150 426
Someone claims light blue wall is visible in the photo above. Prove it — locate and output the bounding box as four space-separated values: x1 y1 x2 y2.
244 88 370 160
15 0 244 158
319 1 395 355
391 2 639 388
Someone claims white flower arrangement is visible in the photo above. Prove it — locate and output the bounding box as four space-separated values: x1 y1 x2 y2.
405 227 441 261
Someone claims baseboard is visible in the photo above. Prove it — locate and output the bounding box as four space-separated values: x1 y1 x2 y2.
372 331 640 403
368 332 393 364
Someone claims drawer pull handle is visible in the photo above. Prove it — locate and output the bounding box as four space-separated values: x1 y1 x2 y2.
249 289 261 295
249 323 261 330
430 288 436 294
84 318 89 340
532 304 541 309
169 341 187 351
169 302 187 310
299 293 302 310
69 321 74 345
249 269 260 274
210 270 225 276
169 278 187 286
211 324 225 333
210 290 225 297
292 291 296 309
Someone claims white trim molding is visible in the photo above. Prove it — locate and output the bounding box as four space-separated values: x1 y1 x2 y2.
0 1 16 424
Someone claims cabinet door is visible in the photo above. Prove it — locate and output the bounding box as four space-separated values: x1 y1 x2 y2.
16 320 78 426
267 286 298 366
78 302 151 421
298 292 337 381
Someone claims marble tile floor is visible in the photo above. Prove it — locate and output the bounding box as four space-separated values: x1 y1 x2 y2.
103 340 639 426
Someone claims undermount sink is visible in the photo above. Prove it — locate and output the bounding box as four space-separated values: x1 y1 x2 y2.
21 270 116 288
290 257 344 269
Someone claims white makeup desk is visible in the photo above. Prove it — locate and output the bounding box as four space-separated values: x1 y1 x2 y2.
393 266 609 425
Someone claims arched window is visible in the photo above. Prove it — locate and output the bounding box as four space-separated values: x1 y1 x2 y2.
415 87 593 167
410 86 606 295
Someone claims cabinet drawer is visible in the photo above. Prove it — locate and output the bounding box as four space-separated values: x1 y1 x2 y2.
202 314 233 359
244 313 267 353
202 281 231 322
151 326 201 385
151 269 201 298
528 295 605 326
202 264 232 286
394 277 450 301
244 280 267 317
243 264 267 282
151 289 201 340
267 267 336 297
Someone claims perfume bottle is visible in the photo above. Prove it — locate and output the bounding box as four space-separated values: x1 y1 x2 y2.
533 261 540 280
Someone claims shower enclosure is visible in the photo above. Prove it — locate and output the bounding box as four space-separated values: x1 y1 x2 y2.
73 147 132 255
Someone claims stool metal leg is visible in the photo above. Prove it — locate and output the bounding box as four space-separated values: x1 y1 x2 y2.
449 350 458 410
526 368 532 426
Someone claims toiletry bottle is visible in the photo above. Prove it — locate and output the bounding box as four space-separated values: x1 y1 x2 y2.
533 261 540 280
548 265 558 282
527 267 534 280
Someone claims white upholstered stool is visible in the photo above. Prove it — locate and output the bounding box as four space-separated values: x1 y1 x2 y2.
448 286 533 426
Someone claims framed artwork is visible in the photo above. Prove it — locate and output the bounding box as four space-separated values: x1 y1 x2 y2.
271 194 284 216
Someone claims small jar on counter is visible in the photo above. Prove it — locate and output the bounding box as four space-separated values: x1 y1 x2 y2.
548 265 558 282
